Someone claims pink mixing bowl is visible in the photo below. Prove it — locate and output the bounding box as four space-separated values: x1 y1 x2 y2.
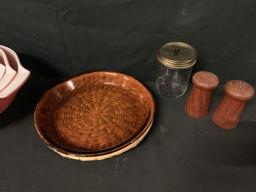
0 46 30 113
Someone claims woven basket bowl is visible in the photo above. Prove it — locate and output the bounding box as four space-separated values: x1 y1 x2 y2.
34 71 154 161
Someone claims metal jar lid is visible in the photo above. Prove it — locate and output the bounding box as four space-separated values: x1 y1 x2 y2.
157 42 197 69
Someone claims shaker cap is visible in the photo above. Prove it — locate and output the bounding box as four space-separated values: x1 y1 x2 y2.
157 42 197 69
192 71 219 90
224 80 255 101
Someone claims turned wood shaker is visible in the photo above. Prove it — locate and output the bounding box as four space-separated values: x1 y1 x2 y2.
212 80 254 129
185 71 219 118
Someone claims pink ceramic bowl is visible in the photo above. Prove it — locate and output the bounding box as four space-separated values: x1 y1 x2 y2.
0 46 30 113
0 49 16 92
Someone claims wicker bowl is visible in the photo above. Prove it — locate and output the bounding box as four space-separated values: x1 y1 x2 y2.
34 71 154 161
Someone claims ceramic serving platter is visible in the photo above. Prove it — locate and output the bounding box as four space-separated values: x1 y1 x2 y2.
34 71 155 161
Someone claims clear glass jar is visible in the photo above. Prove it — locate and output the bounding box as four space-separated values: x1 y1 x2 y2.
156 42 197 98
157 66 192 98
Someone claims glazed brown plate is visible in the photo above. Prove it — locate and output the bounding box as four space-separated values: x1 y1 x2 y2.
34 71 154 161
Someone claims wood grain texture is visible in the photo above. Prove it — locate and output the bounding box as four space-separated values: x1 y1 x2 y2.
212 80 254 129
185 71 219 118
34 71 155 161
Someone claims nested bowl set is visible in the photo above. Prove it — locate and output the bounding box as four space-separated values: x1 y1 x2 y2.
0 46 30 113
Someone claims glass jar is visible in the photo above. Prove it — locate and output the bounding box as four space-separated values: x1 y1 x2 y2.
156 42 197 98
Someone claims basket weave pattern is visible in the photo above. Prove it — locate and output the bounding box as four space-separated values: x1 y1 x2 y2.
35 72 154 157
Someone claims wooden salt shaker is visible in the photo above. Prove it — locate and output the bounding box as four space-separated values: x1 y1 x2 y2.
212 80 254 129
185 71 219 118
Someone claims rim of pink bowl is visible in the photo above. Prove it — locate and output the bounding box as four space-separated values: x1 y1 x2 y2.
0 63 5 81
0 46 30 98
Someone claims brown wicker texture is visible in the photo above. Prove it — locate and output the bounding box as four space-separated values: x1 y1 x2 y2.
34 71 154 161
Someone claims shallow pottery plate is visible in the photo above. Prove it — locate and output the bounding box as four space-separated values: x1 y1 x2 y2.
34 71 155 161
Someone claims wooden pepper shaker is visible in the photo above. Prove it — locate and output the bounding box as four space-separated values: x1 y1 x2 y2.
185 71 219 118
212 80 254 129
